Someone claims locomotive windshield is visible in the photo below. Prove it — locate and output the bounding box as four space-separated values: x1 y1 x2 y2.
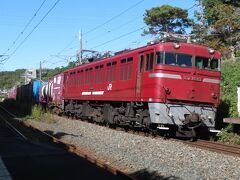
195 56 219 71
156 51 192 67
156 52 220 71
165 52 192 67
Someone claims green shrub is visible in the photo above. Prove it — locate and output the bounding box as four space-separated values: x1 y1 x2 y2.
217 124 240 145
220 60 240 118
236 50 240 57
43 110 56 123
29 105 56 123
30 105 43 120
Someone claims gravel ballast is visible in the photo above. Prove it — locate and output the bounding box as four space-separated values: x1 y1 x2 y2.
27 117 240 179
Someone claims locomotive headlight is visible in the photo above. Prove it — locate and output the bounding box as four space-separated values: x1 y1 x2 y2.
208 48 215 54
168 112 173 118
208 115 212 120
173 42 180 49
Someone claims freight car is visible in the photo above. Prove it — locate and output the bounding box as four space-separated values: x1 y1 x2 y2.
60 36 221 138
40 73 64 114
8 80 45 103
16 83 33 103
8 88 17 100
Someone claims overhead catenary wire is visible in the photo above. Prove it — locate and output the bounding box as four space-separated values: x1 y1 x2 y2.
2 0 48 56
87 3 198 51
51 0 147 58
44 1 196 68
88 26 146 50
86 15 144 43
3 0 61 63
44 0 147 64
53 0 179 58
83 0 146 36
83 0 173 38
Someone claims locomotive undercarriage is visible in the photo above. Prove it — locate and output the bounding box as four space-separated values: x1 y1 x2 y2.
64 100 151 129
63 100 217 138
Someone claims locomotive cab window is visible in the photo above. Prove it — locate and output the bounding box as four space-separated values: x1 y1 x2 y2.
156 51 164 64
165 52 176 65
195 56 208 69
165 52 192 67
145 53 154 71
210 58 219 71
139 54 144 72
177 54 192 67
195 57 219 71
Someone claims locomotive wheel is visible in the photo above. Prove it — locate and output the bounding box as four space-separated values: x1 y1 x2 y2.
142 117 151 129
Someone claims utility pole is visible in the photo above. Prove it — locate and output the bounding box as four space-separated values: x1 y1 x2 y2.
79 30 83 65
24 71 27 84
40 61 42 81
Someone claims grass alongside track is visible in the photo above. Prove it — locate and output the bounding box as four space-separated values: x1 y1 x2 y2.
217 124 240 145
1 99 56 123
216 58 240 144
28 105 56 123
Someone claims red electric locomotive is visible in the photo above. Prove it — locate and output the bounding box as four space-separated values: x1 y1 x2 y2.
62 35 221 137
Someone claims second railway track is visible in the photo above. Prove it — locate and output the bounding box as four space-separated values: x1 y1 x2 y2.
182 139 240 157
0 104 134 180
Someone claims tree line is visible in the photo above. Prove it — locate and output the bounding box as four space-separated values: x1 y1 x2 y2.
143 0 240 61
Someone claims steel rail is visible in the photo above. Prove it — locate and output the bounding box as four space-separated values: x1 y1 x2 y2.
0 106 27 141
24 123 135 180
0 104 134 179
63 114 240 158
182 139 240 157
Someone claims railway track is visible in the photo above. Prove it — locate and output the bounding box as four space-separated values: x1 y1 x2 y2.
117 126 240 157
120 126 240 157
64 113 240 158
24 123 134 179
182 139 240 157
0 104 134 180
1 103 240 171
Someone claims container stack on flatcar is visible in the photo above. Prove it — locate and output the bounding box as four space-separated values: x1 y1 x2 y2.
7 80 46 104
33 80 41 103
16 83 33 103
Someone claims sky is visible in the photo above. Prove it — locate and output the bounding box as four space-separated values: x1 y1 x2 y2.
0 0 196 71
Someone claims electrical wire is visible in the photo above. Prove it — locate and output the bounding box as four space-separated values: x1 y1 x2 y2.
2 0 48 56
4 0 61 63
41 1 196 68
51 0 147 58
87 15 143 43
83 0 146 35
89 26 146 50
87 3 198 51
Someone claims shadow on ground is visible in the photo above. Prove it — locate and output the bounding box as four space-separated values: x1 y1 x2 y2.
130 169 181 180
44 130 81 139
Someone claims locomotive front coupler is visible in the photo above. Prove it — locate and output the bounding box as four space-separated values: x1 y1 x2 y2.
176 125 197 139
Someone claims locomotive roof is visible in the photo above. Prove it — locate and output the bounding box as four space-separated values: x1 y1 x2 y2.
65 42 221 73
